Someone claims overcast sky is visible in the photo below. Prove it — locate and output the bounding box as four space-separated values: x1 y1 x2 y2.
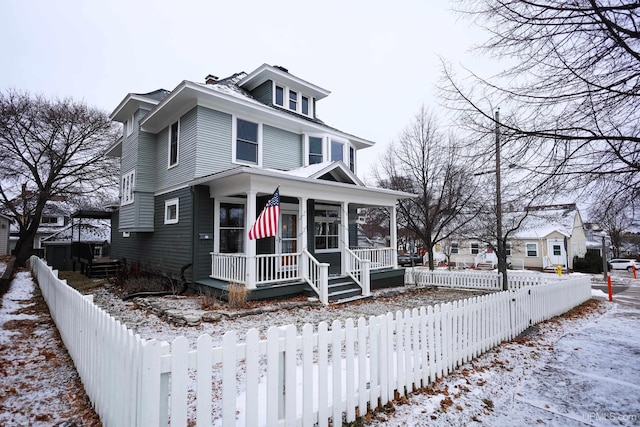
0 0 495 181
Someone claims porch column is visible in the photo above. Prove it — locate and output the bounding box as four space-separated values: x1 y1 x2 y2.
246 189 257 289
341 201 349 276
299 196 308 279
390 204 398 268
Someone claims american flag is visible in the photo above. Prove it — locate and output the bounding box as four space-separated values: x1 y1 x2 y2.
248 188 280 240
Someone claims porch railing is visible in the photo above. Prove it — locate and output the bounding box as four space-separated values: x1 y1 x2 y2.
301 250 329 304
351 247 395 269
346 248 371 297
255 253 302 286
210 252 247 284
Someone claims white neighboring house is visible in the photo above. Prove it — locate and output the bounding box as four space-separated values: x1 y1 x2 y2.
447 204 588 271
8 202 69 255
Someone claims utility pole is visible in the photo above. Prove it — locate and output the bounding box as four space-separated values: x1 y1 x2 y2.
495 110 507 290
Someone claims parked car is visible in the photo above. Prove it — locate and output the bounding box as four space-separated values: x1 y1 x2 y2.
607 258 640 271
397 253 423 266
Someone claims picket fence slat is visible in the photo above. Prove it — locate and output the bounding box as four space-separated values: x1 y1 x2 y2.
29 256 592 427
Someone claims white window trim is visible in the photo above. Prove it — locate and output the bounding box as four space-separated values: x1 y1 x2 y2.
126 114 134 137
272 81 314 117
305 134 325 166
526 242 538 257
121 170 135 206
164 198 179 224
215 197 247 254
232 116 262 166
470 241 480 255
168 120 180 169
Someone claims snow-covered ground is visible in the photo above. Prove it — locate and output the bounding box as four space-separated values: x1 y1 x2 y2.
1 265 639 426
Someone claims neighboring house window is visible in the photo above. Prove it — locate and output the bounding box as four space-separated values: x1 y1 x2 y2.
122 232 130 238
349 146 355 172
314 204 340 251
164 198 179 224
220 202 245 253
526 243 538 257
309 136 323 165
235 118 259 164
289 90 297 110
275 85 284 106
41 216 62 225
505 242 512 256
301 96 309 115
121 170 135 205
168 121 179 167
93 245 103 258
552 244 562 256
331 140 344 162
470 242 479 255
451 242 459 254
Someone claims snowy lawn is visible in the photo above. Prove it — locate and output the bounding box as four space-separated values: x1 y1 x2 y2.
2 265 638 426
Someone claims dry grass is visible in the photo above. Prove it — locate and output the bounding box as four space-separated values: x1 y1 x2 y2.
227 282 249 309
57 271 108 293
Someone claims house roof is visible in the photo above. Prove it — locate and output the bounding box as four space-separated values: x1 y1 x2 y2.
118 65 374 150
511 204 581 239
238 63 331 100
109 89 170 122
189 165 416 207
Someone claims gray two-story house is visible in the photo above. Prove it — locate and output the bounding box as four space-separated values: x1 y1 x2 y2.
107 64 413 303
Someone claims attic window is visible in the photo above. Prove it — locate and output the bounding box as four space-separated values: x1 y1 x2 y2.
289 90 298 110
275 86 284 106
301 96 309 115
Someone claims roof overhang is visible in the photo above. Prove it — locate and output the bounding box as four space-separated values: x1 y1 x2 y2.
110 94 161 122
239 63 331 100
105 137 122 157
188 166 416 207
139 81 374 149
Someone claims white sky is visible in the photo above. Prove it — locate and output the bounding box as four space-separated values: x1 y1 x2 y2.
0 0 494 182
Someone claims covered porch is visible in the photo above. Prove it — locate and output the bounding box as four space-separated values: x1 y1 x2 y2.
194 163 414 304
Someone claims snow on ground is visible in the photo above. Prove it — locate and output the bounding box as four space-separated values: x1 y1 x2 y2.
0 268 100 426
2 264 639 426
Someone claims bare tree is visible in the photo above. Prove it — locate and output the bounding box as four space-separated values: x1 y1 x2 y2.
589 190 635 258
443 1 640 200
0 89 119 266
374 105 480 269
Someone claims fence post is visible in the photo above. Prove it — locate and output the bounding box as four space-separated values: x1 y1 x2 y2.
362 260 371 296
319 263 329 304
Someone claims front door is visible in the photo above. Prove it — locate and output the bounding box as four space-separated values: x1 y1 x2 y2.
546 238 566 267
279 212 298 267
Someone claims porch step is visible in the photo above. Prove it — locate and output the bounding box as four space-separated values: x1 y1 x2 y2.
328 276 362 301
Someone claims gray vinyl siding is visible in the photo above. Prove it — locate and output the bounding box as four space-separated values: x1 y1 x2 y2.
156 107 198 191
135 130 156 192
111 187 194 282
118 192 154 231
262 125 303 170
192 185 214 280
195 106 233 177
252 80 273 105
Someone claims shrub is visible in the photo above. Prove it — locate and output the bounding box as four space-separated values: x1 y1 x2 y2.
227 282 249 309
573 252 603 274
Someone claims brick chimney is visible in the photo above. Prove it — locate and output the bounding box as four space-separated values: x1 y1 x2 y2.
205 74 219 84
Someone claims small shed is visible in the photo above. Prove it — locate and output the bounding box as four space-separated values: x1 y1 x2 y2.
0 213 10 256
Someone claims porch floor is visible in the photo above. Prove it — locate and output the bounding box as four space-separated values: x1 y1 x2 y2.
192 278 307 301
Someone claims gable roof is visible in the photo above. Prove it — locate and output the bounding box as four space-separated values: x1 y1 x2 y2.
511 204 581 239
280 161 364 186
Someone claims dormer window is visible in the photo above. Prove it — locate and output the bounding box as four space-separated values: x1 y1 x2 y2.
289 90 298 110
272 82 313 117
275 86 284 107
331 140 344 162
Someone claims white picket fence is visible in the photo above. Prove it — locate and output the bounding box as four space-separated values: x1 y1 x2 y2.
30 256 591 427
405 268 572 290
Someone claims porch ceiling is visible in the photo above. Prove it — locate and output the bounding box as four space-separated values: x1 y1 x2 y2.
191 166 415 206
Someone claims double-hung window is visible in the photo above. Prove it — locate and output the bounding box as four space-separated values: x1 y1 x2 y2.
470 242 480 255
505 242 512 256
168 121 179 167
301 96 309 115
451 242 459 254
526 243 538 257
289 90 298 110
236 118 259 164
309 136 323 165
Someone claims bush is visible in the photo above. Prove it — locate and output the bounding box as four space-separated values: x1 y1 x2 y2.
573 252 603 274
227 282 249 309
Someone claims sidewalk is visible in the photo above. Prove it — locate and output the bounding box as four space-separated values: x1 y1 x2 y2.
483 286 640 426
